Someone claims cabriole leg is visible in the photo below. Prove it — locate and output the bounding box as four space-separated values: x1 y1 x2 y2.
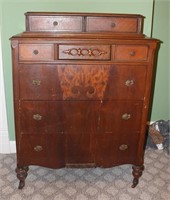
131 165 144 188
15 166 29 189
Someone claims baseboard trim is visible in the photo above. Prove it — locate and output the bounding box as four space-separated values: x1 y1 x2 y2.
0 131 10 153
0 132 16 154
10 141 16 153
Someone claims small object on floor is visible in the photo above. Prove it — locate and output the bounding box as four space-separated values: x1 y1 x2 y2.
146 120 170 155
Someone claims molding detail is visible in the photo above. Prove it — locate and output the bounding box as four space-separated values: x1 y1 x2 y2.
11 40 18 49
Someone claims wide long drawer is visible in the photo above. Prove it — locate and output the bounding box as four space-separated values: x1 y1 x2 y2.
19 64 146 100
19 100 143 134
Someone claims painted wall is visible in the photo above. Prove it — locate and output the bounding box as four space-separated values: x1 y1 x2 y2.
1 0 166 140
151 0 170 120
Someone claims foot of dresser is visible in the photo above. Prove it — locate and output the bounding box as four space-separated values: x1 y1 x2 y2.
131 165 144 188
15 166 29 189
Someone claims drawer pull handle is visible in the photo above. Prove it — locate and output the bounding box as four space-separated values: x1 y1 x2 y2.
32 80 41 86
125 80 134 86
63 48 107 57
111 22 116 28
122 113 131 120
33 50 39 55
34 145 43 152
130 51 136 56
53 21 58 26
33 114 42 121
119 144 128 151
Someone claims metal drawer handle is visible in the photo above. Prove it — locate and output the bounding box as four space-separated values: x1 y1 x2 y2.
125 80 134 86
32 80 41 86
34 145 43 152
119 144 128 151
33 49 39 55
122 113 131 120
111 22 116 28
53 21 58 26
33 114 42 121
130 51 136 56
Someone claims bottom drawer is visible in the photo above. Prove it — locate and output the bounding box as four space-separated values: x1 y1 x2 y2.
18 134 65 168
95 131 139 167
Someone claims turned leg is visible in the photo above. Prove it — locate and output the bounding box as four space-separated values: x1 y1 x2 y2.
131 165 144 188
15 166 29 189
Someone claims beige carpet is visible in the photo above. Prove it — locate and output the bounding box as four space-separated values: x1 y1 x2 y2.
0 149 170 200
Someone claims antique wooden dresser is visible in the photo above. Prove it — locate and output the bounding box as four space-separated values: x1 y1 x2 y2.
10 12 160 189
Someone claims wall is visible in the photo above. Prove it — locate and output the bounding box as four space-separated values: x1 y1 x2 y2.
151 0 170 120
0 0 162 140
169 1 170 120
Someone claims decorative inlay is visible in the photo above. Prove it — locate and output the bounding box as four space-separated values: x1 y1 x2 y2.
58 65 110 100
63 48 107 57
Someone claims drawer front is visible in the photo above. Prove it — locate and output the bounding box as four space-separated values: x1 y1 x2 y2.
105 65 146 100
19 64 146 101
99 100 143 133
19 134 65 168
58 45 110 60
20 101 64 134
114 45 148 62
28 16 82 32
19 44 54 61
86 17 138 33
19 65 62 100
96 131 139 167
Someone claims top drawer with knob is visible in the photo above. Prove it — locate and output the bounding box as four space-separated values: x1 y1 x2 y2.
26 16 83 32
114 45 149 62
86 17 142 33
19 44 54 61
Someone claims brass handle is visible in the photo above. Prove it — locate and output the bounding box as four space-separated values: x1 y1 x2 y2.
34 145 43 152
130 51 136 56
122 113 131 120
119 144 128 151
33 114 42 121
53 21 58 26
111 22 116 28
32 80 41 86
33 50 39 55
125 80 134 86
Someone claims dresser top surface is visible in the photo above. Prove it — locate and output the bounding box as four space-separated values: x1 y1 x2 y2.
25 12 144 18
10 32 160 43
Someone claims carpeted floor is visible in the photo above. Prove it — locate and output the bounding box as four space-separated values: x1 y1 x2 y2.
0 149 170 200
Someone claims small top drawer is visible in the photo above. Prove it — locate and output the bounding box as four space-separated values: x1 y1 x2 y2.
86 17 140 33
58 45 111 60
26 16 83 32
19 44 54 61
114 45 148 62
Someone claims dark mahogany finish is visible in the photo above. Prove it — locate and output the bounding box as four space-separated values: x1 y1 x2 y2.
10 12 160 189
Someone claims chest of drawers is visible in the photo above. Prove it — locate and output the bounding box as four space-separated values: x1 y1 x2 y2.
10 12 160 189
